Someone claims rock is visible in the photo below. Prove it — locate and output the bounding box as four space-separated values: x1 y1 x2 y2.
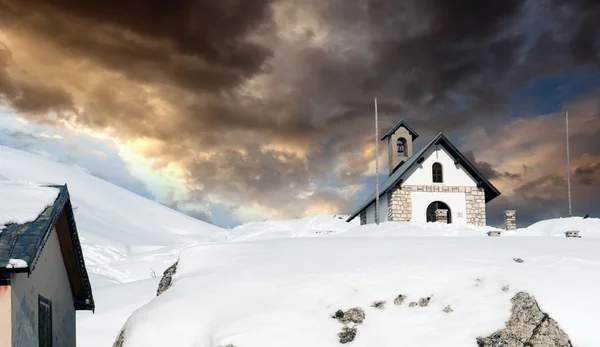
408 302 418 307
476 292 572 347
394 295 407 305
157 261 178 296
513 258 524 263
418 297 431 307
443 305 453 313
338 326 357 344
502 285 510 292
112 329 125 347
333 307 365 325
371 301 386 309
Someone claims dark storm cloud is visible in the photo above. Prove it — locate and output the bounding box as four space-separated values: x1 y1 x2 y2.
463 151 522 180
1 0 600 223
574 162 600 186
0 0 274 93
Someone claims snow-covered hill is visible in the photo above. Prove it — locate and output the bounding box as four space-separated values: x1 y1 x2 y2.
118 219 600 347
122 235 600 347
0 145 227 346
3 145 600 347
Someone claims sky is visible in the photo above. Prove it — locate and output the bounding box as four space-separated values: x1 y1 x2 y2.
0 0 599 228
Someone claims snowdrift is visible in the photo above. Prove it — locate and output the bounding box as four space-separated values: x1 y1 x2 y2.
121 234 600 347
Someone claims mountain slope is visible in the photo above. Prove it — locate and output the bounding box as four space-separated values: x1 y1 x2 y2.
0 145 227 346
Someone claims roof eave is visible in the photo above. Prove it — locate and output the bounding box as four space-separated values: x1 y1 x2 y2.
0 267 30 274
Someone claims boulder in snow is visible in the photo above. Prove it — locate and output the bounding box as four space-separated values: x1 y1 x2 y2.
371 301 386 309
393 294 407 305
476 292 572 347
418 297 431 307
112 329 125 347
338 326 357 344
333 307 365 325
157 261 178 296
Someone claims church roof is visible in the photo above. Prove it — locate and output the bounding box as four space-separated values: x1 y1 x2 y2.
347 133 501 222
380 119 419 141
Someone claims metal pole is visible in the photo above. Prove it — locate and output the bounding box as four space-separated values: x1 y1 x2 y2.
375 98 379 225
566 110 572 217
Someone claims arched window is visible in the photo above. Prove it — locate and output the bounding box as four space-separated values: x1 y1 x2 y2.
426 201 451 223
397 137 407 155
432 163 443 183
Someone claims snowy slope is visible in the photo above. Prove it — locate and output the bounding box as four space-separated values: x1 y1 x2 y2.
120 231 600 347
0 145 227 346
0 145 226 282
228 214 358 240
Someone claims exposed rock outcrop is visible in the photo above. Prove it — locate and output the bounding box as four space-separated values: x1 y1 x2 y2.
338 326 357 344
332 307 365 343
333 307 365 325
476 292 572 347
394 294 407 305
418 297 431 307
112 329 125 347
371 301 386 309
157 261 178 296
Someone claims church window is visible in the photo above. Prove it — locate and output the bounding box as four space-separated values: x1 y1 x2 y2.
432 163 443 183
397 137 407 155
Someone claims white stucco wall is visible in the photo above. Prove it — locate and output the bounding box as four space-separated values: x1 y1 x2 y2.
403 146 477 187
411 192 468 225
366 202 375 224
365 192 388 224
10 227 76 347
379 192 388 223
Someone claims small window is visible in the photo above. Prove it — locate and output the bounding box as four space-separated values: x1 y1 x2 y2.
39 295 52 347
432 163 443 183
397 137 407 155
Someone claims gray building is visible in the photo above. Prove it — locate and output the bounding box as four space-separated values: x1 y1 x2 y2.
0 185 94 347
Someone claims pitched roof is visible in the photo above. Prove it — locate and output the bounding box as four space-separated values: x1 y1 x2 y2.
347 133 501 222
0 184 95 311
381 119 419 141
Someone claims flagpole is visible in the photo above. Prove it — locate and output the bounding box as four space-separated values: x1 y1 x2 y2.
566 110 572 217
375 98 380 225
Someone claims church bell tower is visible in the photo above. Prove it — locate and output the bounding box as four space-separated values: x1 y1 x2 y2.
380 119 419 175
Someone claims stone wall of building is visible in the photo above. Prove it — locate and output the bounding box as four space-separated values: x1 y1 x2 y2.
387 185 487 226
360 211 366 225
387 185 412 222
466 187 486 227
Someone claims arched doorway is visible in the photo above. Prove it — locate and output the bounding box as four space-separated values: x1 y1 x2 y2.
426 201 451 223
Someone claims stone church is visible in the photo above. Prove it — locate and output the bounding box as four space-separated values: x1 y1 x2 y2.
347 120 500 226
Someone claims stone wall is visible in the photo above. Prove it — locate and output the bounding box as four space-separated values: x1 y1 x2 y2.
360 211 366 225
504 210 516 231
387 185 487 226
466 187 486 227
387 185 412 222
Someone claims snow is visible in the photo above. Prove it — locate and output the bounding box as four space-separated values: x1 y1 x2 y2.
5 258 28 268
228 214 358 240
3 144 600 346
0 181 59 230
0 145 227 347
122 234 600 347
